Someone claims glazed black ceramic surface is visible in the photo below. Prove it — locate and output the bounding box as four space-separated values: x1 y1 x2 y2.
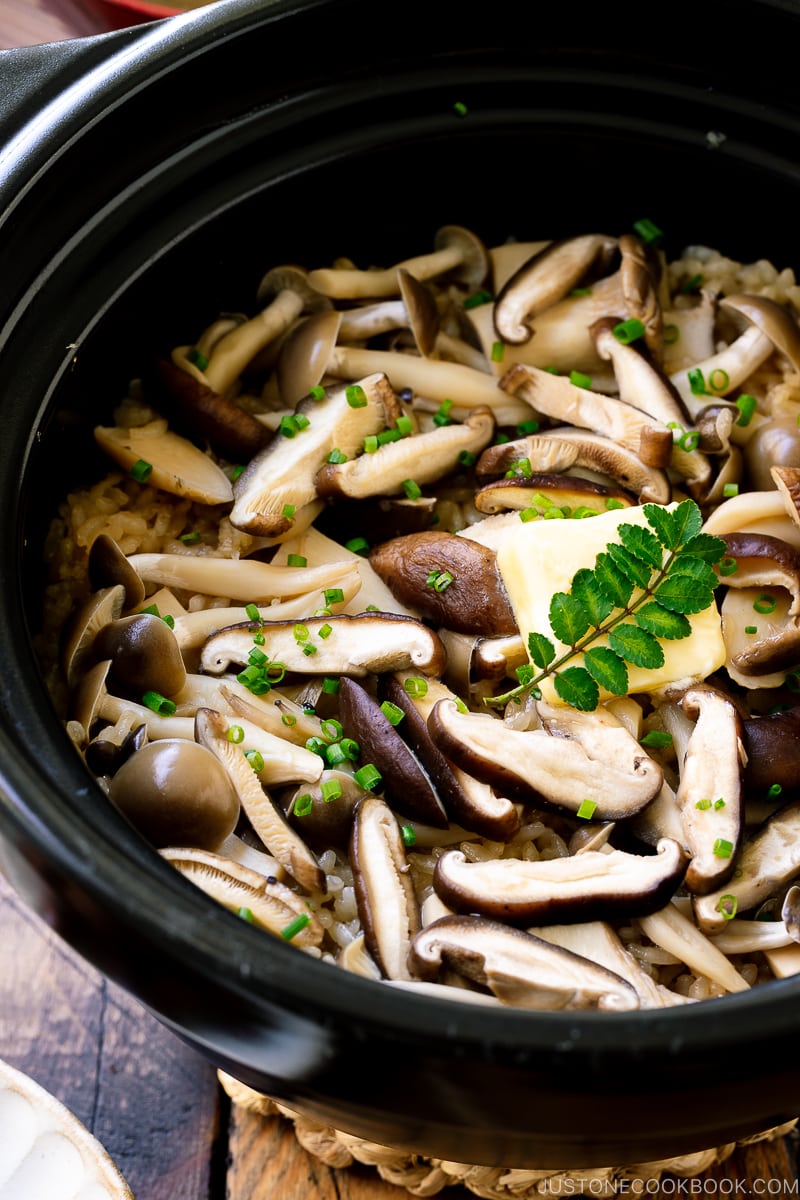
1 0 800 1167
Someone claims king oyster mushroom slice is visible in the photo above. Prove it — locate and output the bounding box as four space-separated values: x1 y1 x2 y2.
589 316 712 499
350 793 421 980
492 234 619 346
200 613 446 678
669 323 775 419
316 407 495 501
427 698 663 821
672 685 745 896
229 371 400 537
108 738 240 851
716 531 800 680
94 419 234 505
195 707 324 892
475 427 671 506
161 848 323 948
499 363 674 469
125 552 356 604
432 839 688 927
408 914 638 1011
382 674 520 842
694 799 800 934
368 530 517 638
337 677 448 828
307 224 489 300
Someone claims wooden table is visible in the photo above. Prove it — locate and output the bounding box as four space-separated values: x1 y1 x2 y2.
1 5 799 1196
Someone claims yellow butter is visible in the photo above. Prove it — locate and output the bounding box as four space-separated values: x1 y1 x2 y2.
496 504 726 704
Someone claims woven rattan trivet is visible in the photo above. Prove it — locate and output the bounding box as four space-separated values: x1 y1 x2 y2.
218 1071 797 1198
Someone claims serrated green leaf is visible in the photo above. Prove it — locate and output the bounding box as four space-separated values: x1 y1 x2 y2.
549 591 590 646
652 574 715 615
608 623 666 669
583 647 629 695
681 532 728 565
571 568 613 628
605 542 652 590
670 554 720 590
594 551 635 608
634 602 692 640
643 503 678 549
553 666 599 711
670 499 703 547
528 631 556 669
618 523 665 570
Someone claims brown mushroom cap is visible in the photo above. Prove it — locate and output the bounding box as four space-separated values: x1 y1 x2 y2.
152 358 270 461
744 418 800 492
368 530 517 637
93 612 187 697
109 738 240 850
720 293 800 373
87 536 146 609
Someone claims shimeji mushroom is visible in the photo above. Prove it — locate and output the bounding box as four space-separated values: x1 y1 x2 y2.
426 698 663 821
161 848 324 949
108 738 240 850
93 611 187 699
73 660 195 746
672 685 745 896
350 794 421 980
195 707 325 893
716 531 800 683
306 225 489 300
124 551 357 604
368 530 518 638
94 419 234 505
431 839 688 927
408 914 639 1011
200 613 447 679
230 371 400 537
276 310 343 408
436 630 527 694
499 363 674 468
61 584 126 691
476 427 672 506
316 408 495 502
283 770 363 850
744 422 800 492
719 293 800 375
669 323 775 419
88 536 146 609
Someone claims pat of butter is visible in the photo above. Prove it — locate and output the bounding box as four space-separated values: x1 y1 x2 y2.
496 503 726 704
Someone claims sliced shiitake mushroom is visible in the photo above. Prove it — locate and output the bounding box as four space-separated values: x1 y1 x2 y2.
350 794 421 980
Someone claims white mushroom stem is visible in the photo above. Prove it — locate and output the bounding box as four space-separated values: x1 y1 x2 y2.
99 696 195 740
203 289 306 395
126 553 357 603
709 920 796 955
670 325 774 418
637 903 750 993
308 241 470 300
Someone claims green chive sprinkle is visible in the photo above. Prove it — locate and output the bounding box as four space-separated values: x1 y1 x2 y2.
321 779 343 803
612 318 645 344
753 593 777 614
708 368 730 392
491 340 506 363
322 677 340 694
516 419 540 436
354 763 382 791
632 218 664 246
142 691 176 716
713 838 733 859
324 588 344 605
687 368 708 396
245 603 261 622
768 783 783 797
380 700 405 726
576 799 598 820
319 623 333 639
186 346 209 371
453 100 468 117
640 730 673 748
718 556 738 576
363 435 379 454
345 536 370 555
735 394 757 426
326 448 348 465
130 459 153 483
179 531 202 546
346 384 368 408
569 370 592 389
458 450 477 468
723 483 739 498
245 749 265 773
401 824 417 847
404 677 428 698
309 385 326 400
396 415 413 436
716 894 738 920
463 289 493 310
293 623 309 643
238 906 254 922
282 503 296 519
293 793 314 817
280 913 311 941
403 479 422 500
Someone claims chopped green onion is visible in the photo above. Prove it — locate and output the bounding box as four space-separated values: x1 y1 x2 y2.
319 623 332 639
401 824 417 847
321 779 343 803
695 798 712 811
363 434 379 454
516 419 540 436
753 593 777 614
293 623 309 643
426 569 454 592
395 414 414 436
714 798 726 810
380 700 405 726
404 677 428 698
663 324 680 345
494 432 511 444
433 399 454 427
735 394 757 426
716 894 738 920
282 503 296 520
280 913 311 941
519 506 539 523
293 793 314 817
678 430 700 452
302 642 317 656
346 384 368 408
491 340 506 363
305 736 327 757
248 646 268 666
281 713 297 727
708 368 730 393
227 724 245 743
612 318 645 344
680 273 703 293
745 625 758 635
142 691 176 716
687 368 708 397
632 218 664 246
572 505 599 519
576 798 598 820
245 603 261 622
321 718 343 743
279 415 298 438
179 531 202 546
324 588 345 606
325 741 347 766
130 459 153 483
308 385 326 400
453 100 468 117
506 457 533 479
463 289 493 310
345 536 370 555
569 287 593 297
322 677 340 694
237 906 254 922
377 428 403 446
605 498 625 510
338 737 360 761
403 479 423 500
713 838 734 858
294 413 311 432
245 749 265 773
768 783 783 797
569 370 592 390
264 662 286 683
640 730 673 748
718 556 738 576
326 448 348 465
722 483 739 498
458 450 477 467
186 346 209 371
230 465 245 481
286 553 308 568
354 763 382 791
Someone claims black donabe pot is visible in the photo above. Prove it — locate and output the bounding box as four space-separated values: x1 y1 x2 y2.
1 0 800 1169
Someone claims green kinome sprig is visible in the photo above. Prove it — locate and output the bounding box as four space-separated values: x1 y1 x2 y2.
489 500 727 713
